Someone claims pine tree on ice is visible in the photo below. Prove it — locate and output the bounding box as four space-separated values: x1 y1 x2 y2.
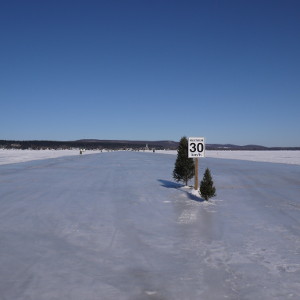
199 168 216 201
173 137 195 186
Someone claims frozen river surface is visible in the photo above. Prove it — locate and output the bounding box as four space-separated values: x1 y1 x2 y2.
0 152 300 299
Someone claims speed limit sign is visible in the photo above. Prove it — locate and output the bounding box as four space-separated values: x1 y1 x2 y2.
188 137 205 158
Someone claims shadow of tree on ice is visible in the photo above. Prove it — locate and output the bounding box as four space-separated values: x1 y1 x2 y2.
157 179 204 202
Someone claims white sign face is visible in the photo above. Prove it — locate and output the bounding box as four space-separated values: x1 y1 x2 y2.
188 137 205 158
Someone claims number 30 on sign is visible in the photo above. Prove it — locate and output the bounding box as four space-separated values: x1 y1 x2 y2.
188 137 205 158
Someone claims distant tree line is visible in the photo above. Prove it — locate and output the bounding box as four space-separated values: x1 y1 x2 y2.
0 140 166 150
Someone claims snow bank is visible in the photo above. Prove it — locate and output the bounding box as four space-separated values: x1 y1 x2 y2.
155 150 300 165
0 149 103 165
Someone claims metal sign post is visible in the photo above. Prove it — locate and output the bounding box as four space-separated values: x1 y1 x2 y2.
188 137 205 190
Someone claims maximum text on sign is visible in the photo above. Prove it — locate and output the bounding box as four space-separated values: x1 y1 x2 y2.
188 137 205 158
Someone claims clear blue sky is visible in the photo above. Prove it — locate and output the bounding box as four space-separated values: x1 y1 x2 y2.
1 0 299 146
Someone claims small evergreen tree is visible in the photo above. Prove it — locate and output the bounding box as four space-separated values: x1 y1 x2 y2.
173 137 195 186
199 168 216 200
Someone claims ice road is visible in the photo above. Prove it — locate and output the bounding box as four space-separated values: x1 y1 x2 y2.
0 152 300 300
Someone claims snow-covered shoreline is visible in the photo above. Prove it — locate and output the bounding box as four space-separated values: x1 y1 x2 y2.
0 149 103 165
0 149 300 166
156 149 300 165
